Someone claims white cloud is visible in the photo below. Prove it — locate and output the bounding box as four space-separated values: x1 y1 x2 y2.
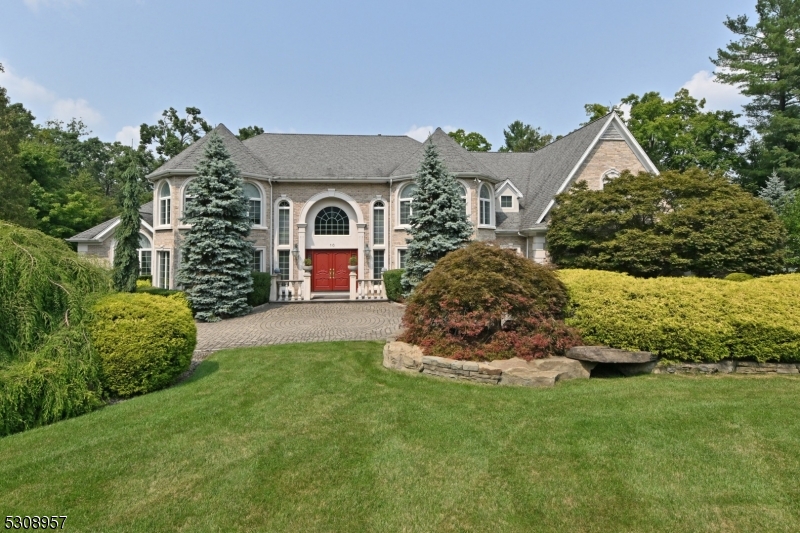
404 124 455 142
115 125 140 147
23 0 83 11
0 63 103 127
682 70 749 112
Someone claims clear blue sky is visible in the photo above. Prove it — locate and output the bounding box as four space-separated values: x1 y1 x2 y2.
1 0 755 149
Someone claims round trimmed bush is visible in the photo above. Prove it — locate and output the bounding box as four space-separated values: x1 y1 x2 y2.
724 273 754 282
401 242 582 361
89 293 197 397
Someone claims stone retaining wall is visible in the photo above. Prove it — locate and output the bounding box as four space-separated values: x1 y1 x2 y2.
654 361 800 375
421 357 502 384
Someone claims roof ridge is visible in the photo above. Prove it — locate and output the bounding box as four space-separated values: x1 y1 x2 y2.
524 112 614 156
245 132 420 139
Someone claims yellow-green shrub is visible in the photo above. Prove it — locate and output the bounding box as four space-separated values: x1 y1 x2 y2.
558 269 800 362
89 293 197 397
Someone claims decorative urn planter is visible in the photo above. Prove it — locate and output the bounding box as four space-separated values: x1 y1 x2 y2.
348 265 357 272
303 265 313 272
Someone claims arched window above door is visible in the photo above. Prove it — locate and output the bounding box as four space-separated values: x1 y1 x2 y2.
314 206 350 235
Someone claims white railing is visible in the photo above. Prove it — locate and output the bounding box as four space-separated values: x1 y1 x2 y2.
276 280 305 302
355 279 386 300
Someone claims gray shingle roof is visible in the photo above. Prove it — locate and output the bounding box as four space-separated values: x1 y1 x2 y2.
243 133 421 178
147 124 271 180
390 128 499 179
67 202 154 242
474 114 612 228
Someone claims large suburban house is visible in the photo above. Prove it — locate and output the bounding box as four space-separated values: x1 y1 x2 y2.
68 112 657 300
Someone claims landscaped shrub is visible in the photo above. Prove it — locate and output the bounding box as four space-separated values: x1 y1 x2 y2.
724 273 754 281
383 269 404 302
401 242 582 361
0 222 109 436
89 293 196 397
136 278 152 288
0 326 104 436
558 269 800 363
248 272 271 307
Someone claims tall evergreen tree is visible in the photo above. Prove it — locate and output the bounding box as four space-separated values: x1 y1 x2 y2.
177 133 253 322
712 0 800 190
112 161 143 292
401 143 473 294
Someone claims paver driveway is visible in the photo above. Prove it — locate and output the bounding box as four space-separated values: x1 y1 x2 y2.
195 301 405 352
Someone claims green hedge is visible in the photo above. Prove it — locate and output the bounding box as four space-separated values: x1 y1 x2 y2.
383 269 404 302
558 269 800 363
248 272 271 307
724 273 754 282
89 293 197 397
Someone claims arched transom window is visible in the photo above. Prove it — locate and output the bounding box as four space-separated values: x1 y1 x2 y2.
278 200 290 245
243 183 262 226
315 206 350 235
399 184 418 225
479 184 492 226
159 182 171 225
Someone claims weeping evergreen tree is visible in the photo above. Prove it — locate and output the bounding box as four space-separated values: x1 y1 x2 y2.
401 143 473 294
177 133 253 322
112 161 144 292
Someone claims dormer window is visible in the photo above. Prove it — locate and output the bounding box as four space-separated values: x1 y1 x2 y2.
500 195 513 208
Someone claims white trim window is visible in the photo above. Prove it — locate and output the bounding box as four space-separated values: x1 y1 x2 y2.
399 183 417 225
138 234 152 276
398 248 408 269
372 201 385 246
373 249 385 279
159 182 171 226
157 250 170 289
244 183 262 226
500 195 513 208
479 184 493 226
277 200 290 246
458 183 467 216
182 179 196 220
251 248 265 272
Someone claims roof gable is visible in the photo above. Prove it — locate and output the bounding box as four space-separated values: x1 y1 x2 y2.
147 124 272 180
390 128 499 179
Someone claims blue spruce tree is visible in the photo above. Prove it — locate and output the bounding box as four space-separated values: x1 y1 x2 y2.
177 133 253 321
401 143 473 294
759 171 796 214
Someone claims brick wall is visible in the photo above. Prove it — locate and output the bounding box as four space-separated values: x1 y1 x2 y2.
572 139 647 190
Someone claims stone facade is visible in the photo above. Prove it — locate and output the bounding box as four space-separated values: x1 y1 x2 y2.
572 139 648 190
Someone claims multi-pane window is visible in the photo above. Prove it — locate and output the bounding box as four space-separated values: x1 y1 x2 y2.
159 182 171 226
399 184 417 225
314 206 349 235
479 184 492 225
243 183 262 226
138 234 152 276
500 195 513 208
398 249 408 269
157 250 170 289
183 180 195 219
278 200 290 245
458 183 467 215
278 250 290 280
251 249 263 272
373 201 384 245
373 249 385 279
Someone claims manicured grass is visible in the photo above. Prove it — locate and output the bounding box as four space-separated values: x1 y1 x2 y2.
2 342 800 532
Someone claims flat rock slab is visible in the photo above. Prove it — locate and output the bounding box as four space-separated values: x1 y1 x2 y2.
567 346 657 364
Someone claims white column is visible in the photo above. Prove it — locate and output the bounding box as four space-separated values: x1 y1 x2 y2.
349 271 357 300
269 276 277 302
356 222 366 280
302 270 311 301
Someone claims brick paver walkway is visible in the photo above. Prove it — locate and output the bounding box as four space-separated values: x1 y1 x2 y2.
195 301 405 352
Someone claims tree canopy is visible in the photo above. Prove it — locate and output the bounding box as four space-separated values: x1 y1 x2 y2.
547 169 786 277
498 120 553 152
713 0 800 191
139 106 211 161
237 126 265 141
617 89 748 173
447 129 492 151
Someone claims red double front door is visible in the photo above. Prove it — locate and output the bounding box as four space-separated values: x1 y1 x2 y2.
311 250 355 292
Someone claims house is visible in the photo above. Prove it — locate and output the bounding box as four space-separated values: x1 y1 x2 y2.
68 113 657 300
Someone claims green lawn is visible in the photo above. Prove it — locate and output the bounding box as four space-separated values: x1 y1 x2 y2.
2 342 799 532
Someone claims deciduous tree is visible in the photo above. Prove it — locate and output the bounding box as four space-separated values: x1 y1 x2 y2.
498 120 553 152
237 125 264 141
139 107 211 161
447 129 492 151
